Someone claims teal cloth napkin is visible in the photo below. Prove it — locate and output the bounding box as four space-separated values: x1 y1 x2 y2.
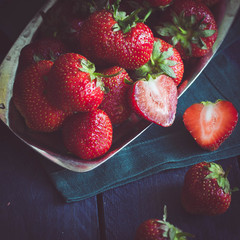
44 11 240 203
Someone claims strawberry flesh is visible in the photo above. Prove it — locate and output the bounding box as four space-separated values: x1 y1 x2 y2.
130 75 178 127
183 100 238 151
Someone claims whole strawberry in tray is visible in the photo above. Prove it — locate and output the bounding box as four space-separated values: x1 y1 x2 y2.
62 109 113 160
99 66 133 125
181 161 237 215
155 0 218 59
129 74 178 127
77 0 154 70
45 53 104 113
134 38 184 86
135 206 193 239
18 38 69 71
13 60 69 132
183 100 238 151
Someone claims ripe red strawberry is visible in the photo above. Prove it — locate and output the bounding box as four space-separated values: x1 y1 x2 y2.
181 161 237 215
62 109 113 160
45 53 104 113
183 100 238 151
134 38 184 86
99 66 133 124
77 2 154 69
13 60 69 132
155 0 218 59
129 74 178 127
135 206 193 240
18 38 69 71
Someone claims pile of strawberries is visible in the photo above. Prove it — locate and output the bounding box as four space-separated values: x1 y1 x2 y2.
12 0 238 161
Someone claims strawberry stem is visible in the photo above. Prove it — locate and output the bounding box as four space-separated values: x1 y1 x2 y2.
112 1 152 33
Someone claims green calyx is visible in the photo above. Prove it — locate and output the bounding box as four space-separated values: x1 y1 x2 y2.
79 59 124 91
205 162 235 194
135 39 177 79
111 0 152 33
159 206 194 240
156 11 216 56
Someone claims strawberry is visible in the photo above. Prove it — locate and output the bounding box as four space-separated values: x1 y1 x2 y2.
62 109 113 160
45 53 104 113
183 100 238 151
129 74 178 127
134 38 184 86
155 0 218 59
135 206 193 240
181 161 237 215
99 66 133 125
77 1 154 69
13 60 68 132
18 38 69 71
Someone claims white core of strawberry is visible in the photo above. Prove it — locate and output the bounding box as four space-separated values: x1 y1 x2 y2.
200 103 221 139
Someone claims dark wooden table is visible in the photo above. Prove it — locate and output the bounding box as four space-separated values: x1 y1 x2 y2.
1 1 240 239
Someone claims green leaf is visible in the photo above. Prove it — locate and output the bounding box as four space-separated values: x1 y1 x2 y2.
200 29 216 38
160 64 176 78
172 36 179 46
161 47 174 60
152 40 162 60
164 59 177 67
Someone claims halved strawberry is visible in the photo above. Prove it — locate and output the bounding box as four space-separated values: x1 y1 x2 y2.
183 100 238 151
129 74 178 127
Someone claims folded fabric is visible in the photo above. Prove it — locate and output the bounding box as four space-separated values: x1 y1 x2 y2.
44 10 240 203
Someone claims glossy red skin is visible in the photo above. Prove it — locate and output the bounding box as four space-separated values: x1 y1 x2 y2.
155 38 184 86
78 9 154 70
130 75 178 127
159 0 218 59
46 53 104 113
13 60 68 132
135 219 166 240
99 66 133 125
62 109 113 160
18 38 68 71
181 162 231 215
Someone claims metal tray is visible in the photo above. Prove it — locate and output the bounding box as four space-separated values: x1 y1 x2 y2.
0 0 239 172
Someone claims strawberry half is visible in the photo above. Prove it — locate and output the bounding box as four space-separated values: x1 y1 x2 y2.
13 60 69 132
62 109 113 160
183 100 238 151
135 206 193 240
129 74 178 127
181 161 237 215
